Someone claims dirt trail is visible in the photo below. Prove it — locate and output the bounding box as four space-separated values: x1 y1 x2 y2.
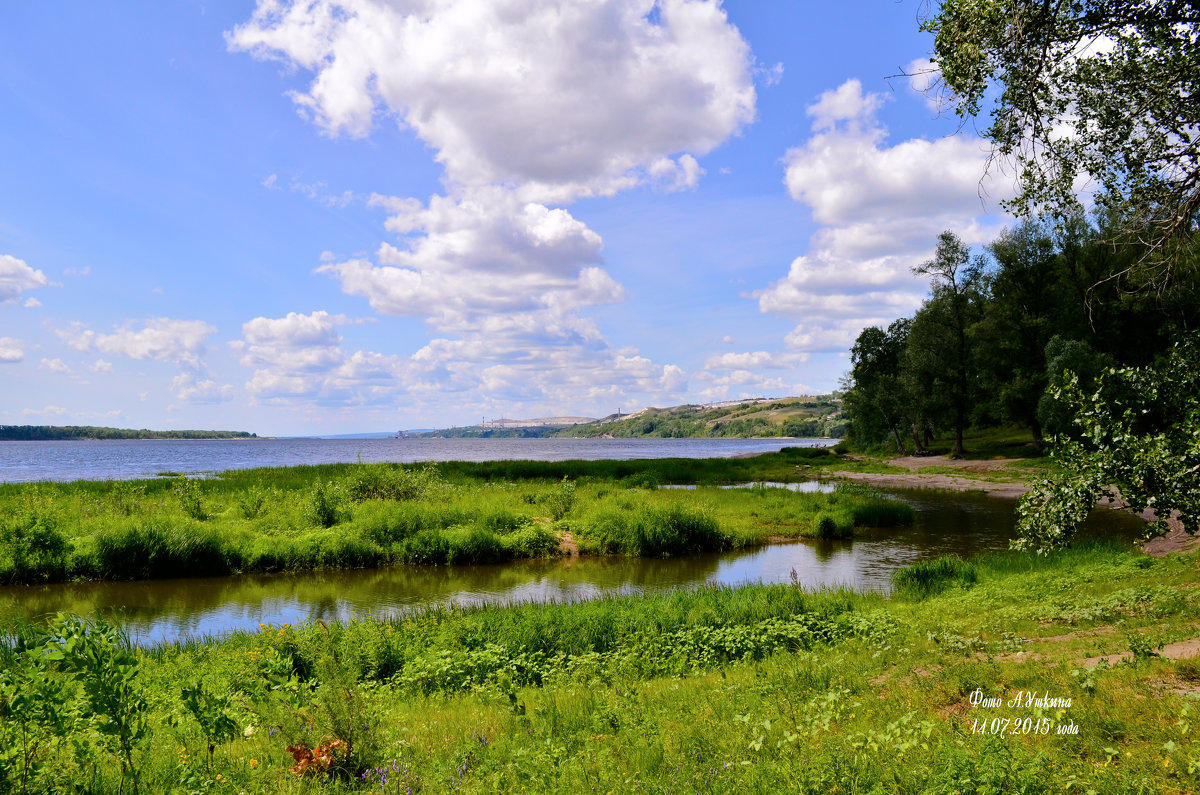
835 454 1031 499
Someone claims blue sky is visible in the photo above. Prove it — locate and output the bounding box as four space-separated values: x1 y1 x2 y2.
0 1 1013 435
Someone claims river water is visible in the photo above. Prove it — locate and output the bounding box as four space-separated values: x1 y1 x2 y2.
0 437 826 483
0 489 1146 646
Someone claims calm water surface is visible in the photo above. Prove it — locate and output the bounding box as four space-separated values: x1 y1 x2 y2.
0 489 1146 646
0 437 827 483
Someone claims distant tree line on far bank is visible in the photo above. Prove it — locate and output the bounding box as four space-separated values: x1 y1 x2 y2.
0 425 257 441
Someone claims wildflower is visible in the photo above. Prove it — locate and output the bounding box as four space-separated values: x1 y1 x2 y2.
244 725 257 737
249 759 259 769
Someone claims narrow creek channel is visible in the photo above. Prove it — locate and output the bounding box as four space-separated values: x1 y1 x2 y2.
0 488 1146 646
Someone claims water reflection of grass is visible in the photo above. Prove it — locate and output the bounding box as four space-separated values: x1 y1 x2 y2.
0 450 913 585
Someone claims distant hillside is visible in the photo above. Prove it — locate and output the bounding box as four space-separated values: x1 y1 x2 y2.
417 396 845 439
557 396 846 439
0 425 257 441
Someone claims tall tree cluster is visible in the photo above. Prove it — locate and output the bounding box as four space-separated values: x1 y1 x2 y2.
844 216 1200 456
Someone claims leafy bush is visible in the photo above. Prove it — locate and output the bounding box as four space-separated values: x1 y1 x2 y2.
813 514 852 539
347 463 447 502
307 480 349 528
173 476 207 521
781 446 836 460
580 503 726 557
541 476 576 520
0 506 71 584
618 471 660 489
850 499 916 527
236 484 272 519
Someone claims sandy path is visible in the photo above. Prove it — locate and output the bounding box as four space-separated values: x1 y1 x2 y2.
835 454 1031 499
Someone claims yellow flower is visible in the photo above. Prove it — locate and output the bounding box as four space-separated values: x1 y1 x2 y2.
216 774 224 781
250 759 259 769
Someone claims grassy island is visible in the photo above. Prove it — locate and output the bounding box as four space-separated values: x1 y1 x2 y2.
0 448 913 586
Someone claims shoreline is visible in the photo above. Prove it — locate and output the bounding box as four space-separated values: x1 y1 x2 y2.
821 453 1195 558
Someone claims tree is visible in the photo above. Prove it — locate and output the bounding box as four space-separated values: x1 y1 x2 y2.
912 231 985 457
975 219 1063 447
846 319 912 453
1035 335 1113 440
924 0 1200 279
1015 334 1200 553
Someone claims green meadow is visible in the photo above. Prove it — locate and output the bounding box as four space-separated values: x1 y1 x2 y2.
3 542 1199 793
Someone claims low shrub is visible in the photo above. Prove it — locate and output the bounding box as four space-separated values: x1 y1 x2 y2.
579 503 726 557
307 481 350 528
0 507 72 584
92 521 235 580
173 476 207 521
851 499 916 527
347 463 447 502
813 513 853 539
891 555 978 599
780 446 836 460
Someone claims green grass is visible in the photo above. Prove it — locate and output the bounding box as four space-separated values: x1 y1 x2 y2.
3 543 1197 793
0 452 911 585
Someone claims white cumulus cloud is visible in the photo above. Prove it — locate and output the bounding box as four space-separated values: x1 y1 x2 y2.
228 0 760 415
233 310 410 403
756 78 1013 357
39 358 70 374
56 318 217 368
229 0 755 201
170 373 236 403
320 188 618 329
21 405 68 418
1 254 52 306
0 337 24 363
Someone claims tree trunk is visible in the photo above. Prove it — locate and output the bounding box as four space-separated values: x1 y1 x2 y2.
1031 416 1045 451
909 423 926 455
890 425 906 455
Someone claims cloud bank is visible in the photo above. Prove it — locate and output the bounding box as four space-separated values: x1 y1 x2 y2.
229 0 762 413
753 79 1012 359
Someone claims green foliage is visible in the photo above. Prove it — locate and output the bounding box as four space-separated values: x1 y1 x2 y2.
1016 335 1200 552
541 476 576 520
347 463 447 502
179 683 239 770
3 544 1200 792
892 555 979 599
93 521 234 580
236 483 272 519
0 454 901 584
173 476 207 521
0 497 71 584
925 0 1200 267
0 425 256 440
577 502 725 557
306 480 349 528
45 615 148 793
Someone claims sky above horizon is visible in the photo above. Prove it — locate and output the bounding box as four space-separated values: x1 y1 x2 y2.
1 0 1014 435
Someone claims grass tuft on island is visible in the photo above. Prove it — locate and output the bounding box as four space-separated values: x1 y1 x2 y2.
2 541 1198 793
0 450 913 585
